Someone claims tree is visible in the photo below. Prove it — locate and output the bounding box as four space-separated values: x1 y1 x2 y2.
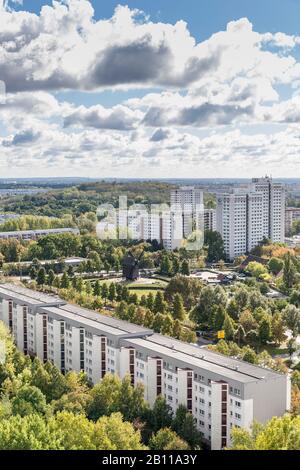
191 285 227 325
234 287 249 310
101 283 108 304
222 315 234 340
268 257 284 275
181 260 190 276
0 414 61 450
88 374 123 421
283 305 300 338
118 375 147 422
152 313 165 333
108 283 116 302
287 338 298 360
146 292 154 311
271 313 286 345
214 306 226 331
227 299 239 320
153 291 166 314
172 405 201 449
87 251 101 272
60 272 70 289
239 310 258 334
290 290 300 308
246 262 268 280
172 293 186 321
93 280 102 297
47 269 55 286
36 267 46 286
93 413 146 450
172 257 180 276
242 346 258 364
164 275 202 310
173 319 182 339
234 324 246 347
11 385 48 417
258 315 272 344
146 396 173 435
229 415 300 450
160 255 172 275
283 252 298 289
204 230 225 262
149 428 189 450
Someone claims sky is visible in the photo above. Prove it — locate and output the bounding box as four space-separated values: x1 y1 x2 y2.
1 0 300 178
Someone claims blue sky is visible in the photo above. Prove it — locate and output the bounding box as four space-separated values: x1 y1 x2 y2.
15 0 300 38
1 0 300 178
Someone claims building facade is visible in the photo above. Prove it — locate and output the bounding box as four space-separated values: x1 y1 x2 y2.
204 209 217 232
0 283 290 450
170 186 204 238
285 208 300 236
216 177 285 261
0 227 79 241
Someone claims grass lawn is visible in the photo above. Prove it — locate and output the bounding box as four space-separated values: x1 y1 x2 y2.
127 279 168 298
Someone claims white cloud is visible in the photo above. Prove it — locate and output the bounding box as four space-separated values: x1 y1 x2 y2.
1 1 300 176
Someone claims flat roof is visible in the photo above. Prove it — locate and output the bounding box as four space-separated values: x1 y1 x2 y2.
0 283 65 306
121 334 283 384
0 228 78 236
40 306 134 337
146 334 283 382
42 303 153 336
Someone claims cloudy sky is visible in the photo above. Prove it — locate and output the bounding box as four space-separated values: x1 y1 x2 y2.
1 0 300 178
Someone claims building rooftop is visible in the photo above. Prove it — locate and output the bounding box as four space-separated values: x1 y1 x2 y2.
121 334 283 384
147 334 283 382
0 228 79 236
0 283 65 307
0 283 285 384
41 303 153 337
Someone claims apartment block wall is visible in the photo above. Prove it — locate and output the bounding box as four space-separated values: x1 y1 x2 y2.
0 288 290 451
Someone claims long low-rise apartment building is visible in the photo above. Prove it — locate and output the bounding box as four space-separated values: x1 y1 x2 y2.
0 227 79 241
0 283 290 450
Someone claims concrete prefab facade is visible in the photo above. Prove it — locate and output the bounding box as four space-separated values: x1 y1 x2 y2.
216 177 285 261
0 283 290 450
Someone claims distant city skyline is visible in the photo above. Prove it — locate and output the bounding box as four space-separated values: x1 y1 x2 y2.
1 0 300 177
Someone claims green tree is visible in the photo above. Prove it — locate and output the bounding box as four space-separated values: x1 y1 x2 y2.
268 257 284 275
242 346 258 364
283 305 300 338
271 312 286 345
93 280 102 297
11 385 48 417
246 262 268 280
108 283 116 302
223 315 235 340
172 293 186 320
161 255 172 275
36 267 46 286
229 415 300 450
60 272 70 289
101 283 108 303
181 260 190 276
283 252 298 289
204 230 225 262
172 405 201 449
153 291 166 314
149 428 189 450
258 315 272 344
47 269 55 286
